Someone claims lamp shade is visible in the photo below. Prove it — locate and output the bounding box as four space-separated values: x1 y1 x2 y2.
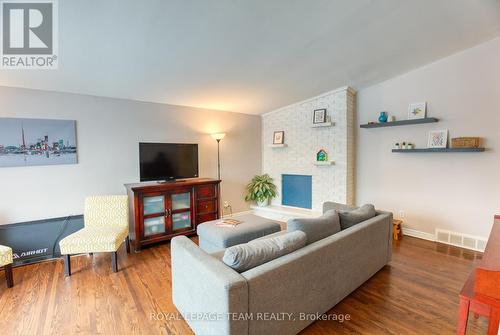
211 133 226 141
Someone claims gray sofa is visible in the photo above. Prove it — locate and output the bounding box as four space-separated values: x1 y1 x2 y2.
171 202 393 335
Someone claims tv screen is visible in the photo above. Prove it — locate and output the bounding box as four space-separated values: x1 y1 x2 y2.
139 143 199 182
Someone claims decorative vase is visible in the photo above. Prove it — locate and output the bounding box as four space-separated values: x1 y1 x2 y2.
378 112 388 123
257 199 269 207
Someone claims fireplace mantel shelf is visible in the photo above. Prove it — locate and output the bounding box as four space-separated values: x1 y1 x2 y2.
314 161 334 166
311 122 334 128
251 205 321 223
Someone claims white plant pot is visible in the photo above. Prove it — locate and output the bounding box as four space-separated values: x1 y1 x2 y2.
257 199 269 207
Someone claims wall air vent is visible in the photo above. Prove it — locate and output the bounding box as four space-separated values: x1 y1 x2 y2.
450 233 462 245
436 231 450 244
435 229 487 252
476 239 487 251
462 237 476 250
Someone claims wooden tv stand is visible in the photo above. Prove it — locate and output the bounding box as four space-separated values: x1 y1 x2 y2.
125 178 221 252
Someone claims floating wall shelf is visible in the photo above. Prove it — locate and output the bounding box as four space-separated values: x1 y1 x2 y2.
311 122 334 128
314 161 334 166
360 117 439 128
392 148 485 153
269 144 287 148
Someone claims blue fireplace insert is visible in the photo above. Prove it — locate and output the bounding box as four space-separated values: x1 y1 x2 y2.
281 174 312 209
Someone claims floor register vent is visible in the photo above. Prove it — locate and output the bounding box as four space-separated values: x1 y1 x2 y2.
435 229 487 252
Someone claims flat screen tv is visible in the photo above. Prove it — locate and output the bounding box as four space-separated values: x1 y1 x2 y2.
139 143 199 182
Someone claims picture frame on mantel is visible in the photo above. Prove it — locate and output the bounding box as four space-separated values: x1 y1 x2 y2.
313 109 327 124
273 131 284 144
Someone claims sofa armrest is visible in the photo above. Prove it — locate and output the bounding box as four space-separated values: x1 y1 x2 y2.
171 236 249 335
375 211 393 262
367 211 394 263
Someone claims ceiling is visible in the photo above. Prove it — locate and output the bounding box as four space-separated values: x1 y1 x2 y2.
1 0 500 114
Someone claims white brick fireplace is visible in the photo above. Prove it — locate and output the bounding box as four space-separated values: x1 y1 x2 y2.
261 86 356 213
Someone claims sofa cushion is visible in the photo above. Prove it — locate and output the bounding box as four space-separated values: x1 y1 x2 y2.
287 210 341 244
222 231 306 272
210 231 288 260
323 201 356 213
59 226 129 254
338 204 377 230
252 230 288 241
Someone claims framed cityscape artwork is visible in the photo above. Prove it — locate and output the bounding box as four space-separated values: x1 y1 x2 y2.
0 117 77 168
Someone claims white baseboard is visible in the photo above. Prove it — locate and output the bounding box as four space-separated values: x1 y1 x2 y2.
402 227 436 242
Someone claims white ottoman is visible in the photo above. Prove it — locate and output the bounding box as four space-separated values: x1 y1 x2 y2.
197 214 281 253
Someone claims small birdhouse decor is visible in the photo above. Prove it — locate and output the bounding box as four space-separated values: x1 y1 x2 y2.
316 149 328 162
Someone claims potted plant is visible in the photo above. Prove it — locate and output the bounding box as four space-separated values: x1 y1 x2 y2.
245 174 277 207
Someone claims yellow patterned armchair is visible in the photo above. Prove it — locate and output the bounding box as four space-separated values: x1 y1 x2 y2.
59 195 130 276
0 245 14 288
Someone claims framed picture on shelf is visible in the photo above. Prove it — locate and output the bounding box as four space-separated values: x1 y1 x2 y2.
428 129 448 148
313 109 327 124
273 131 284 144
408 102 427 120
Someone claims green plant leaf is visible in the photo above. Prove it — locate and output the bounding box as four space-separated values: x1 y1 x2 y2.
244 174 278 202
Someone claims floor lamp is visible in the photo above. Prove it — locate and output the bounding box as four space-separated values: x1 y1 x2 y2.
211 133 226 217
211 133 226 180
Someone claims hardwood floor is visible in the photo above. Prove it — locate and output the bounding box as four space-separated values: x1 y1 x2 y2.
0 236 488 335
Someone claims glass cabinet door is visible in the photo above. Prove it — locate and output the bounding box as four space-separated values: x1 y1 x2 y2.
144 216 166 237
143 195 165 215
171 192 190 211
141 191 194 237
172 212 192 231
169 191 193 232
142 194 166 237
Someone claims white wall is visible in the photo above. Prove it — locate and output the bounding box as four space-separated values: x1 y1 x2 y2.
0 87 261 225
262 87 355 211
357 37 500 238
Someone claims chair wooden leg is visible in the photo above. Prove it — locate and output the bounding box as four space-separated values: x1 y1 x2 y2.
5 264 13 288
63 254 71 276
456 297 470 335
487 308 500 335
111 252 118 273
125 236 130 254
